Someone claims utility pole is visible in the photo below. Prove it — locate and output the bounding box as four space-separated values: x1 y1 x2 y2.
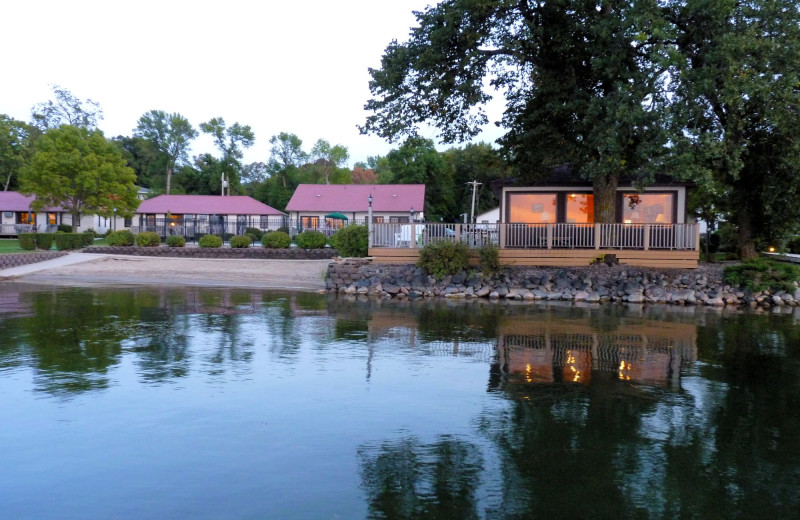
466 180 482 223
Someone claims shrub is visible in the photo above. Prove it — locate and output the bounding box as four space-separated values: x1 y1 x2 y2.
478 244 502 276
55 233 85 250
295 230 327 249
135 231 161 247
57 224 73 233
107 230 135 246
245 227 263 241
262 230 291 249
18 233 37 250
80 232 95 247
723 258 800 292
787 236 800 254
418 240 470 278
36 233 55 250
229 235 252 248
165 235 186 247
329 225 368 257
198 234 223 248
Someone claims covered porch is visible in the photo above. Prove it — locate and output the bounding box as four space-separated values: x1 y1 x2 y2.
368 222 700 269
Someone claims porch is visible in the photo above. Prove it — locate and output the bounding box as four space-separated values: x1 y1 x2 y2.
368 222 700 269
0 224 35 237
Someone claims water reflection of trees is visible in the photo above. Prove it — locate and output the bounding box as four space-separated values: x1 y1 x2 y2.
358 436 483 520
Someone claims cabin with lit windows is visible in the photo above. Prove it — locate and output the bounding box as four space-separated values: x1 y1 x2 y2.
367 171 699 269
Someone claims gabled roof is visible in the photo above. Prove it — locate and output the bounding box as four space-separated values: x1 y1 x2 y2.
0 191 63 212
285 184 425 212
137 195 285 215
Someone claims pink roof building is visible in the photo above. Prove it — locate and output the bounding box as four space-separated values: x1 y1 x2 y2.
285 184 425 223
136 195 285 216
0 191 63 212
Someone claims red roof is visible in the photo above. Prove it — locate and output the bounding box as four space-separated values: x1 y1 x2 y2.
285 184 425 212
0 191 63 212
137 195 285 215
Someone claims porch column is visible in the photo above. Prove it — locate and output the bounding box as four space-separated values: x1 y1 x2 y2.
546 224 553 249
594 225 601 249
643 224 651 251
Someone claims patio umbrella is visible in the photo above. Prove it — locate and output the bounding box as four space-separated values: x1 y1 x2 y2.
325 212 348 220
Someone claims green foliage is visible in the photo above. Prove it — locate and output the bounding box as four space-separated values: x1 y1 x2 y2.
165 235 185 247
478 244 501 276
55 233 85 250
386 137 456 221
295 230 327 249
18 233 36 250
80 232 95 247
57 224 73 233
418 241 470 279
723 259 800 293
0 115 38 191
262 231 291 249
198 235 223 248
244 227 263 241
19 125 140 226
229 235 252 248
107 230 135 246
36 233 54 250
134 110 197 195
135 231 161 247
329 225 368 257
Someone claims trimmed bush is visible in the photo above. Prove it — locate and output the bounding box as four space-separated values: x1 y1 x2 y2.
79 232 94 247
329 225 368 257
107 230 135 246
478 244 502 276
57 224 73 233
18 233 37 251
245 227 263 241
229 235 252 248
262 230 291 249
135 231 161 247
55 233 85 250
723 258 800 292
418 240 470 278
198 235 223 248
36 233 55 250
295 230 327 249
165 235 186 247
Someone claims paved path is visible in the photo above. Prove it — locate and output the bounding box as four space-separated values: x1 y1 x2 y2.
0 253 331 291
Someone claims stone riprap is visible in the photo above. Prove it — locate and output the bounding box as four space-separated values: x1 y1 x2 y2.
326 260 800 308
0 251 68 270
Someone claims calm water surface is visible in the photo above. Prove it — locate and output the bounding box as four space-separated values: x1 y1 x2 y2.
1 283 799 519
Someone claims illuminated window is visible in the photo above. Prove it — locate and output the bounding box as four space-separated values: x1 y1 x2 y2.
301 216 319 229
565 194 594 223
47 213 57 225
622 193 673 223
508 193 557 223
16 212 35 225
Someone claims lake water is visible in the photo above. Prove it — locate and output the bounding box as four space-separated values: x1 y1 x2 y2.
1 283 799 519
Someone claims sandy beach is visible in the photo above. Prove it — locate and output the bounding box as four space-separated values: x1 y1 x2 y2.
3 254 331 291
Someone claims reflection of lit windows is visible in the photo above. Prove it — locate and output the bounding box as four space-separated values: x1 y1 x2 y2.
618 360 632 381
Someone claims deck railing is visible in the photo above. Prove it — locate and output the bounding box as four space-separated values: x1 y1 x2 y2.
370 222 699 251
0 224 35 236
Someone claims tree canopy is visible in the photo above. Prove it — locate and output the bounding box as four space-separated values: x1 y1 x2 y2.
0 115 38 191
31 85 104 131
134 110 197 195
19 125 139 225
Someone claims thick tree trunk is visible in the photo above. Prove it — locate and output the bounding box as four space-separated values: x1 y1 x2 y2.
166 166 172 195
593 173 619 224
737 211 758 260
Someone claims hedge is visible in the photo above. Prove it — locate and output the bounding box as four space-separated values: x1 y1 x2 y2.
18 233 37 251
263 231 291 249
295 230 327 249
55 233 85 250
135 231 161 247
229 235 252 248
107 230 135 246
198 235 223 248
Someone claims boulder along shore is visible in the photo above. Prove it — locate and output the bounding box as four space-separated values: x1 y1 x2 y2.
326 259 800 308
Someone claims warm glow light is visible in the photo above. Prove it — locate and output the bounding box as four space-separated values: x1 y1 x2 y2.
170 222 175 227
769 247 776 252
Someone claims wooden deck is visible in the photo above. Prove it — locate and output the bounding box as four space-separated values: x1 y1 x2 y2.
368 247 700 269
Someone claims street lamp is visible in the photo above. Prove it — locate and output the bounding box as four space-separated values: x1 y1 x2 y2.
409 207 414 223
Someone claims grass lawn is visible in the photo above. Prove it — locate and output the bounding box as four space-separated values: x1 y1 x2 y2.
1 236 108 254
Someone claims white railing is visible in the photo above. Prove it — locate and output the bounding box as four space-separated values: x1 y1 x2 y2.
370 222 699 251
0 224 35 236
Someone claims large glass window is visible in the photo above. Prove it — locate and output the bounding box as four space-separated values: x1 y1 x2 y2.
508 193 557 223
301 216 319 229
16 212 35 225
565 193 594 223
622 193 673 223
47 213 57 225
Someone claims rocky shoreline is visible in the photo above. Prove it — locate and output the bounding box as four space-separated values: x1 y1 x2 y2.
326 259 800 308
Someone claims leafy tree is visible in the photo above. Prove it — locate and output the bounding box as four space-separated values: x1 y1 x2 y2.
0 115 38 191
310 139 349 184
362 0 674 223
19 125 139 226
668 0 800 259
177 153 225 195
351 166 378 184
268 132 307 188
242 161 268 185
30 84 103 131
444 142 509 219
200 117 255 193
111 135 165 190
134 110 197 195
387 137 456 220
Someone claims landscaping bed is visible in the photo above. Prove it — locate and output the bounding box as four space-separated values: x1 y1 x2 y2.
85 245 339 260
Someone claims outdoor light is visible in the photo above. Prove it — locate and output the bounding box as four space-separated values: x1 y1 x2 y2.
409 207 414 223
368 194 373 206
769 246 776 252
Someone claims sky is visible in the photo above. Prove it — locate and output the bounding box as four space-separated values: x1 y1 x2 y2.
1 0 505 168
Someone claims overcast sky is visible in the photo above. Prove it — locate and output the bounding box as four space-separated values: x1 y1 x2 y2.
1 0 505 167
